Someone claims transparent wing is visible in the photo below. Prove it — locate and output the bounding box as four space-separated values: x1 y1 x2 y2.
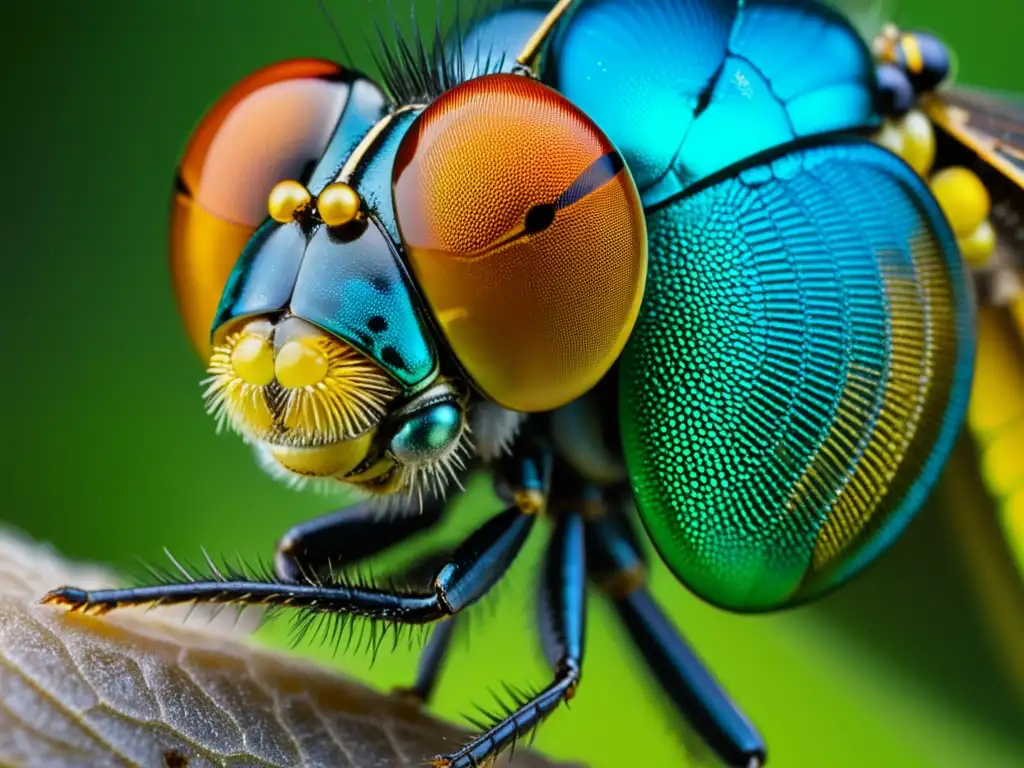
933 88 1024 594
928 86 1024 190
925 86 1024 307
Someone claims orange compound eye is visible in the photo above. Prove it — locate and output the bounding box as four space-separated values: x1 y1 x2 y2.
170 59 385 359
392 73 647 413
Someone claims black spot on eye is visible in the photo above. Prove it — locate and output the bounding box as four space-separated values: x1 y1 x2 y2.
367 315 388 333
164 751 189 768
524 204 555 234
381 346 407 370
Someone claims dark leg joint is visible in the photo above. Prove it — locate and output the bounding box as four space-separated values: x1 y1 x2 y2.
433 508 588 767
556 659 582 700
392 616 459 708
586 508 766 767
493 433 553 515
42 501 537 626
274 496 447 584
433 670 581 768
433 506 536 615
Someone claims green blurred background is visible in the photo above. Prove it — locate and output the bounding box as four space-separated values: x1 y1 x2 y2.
2 1 1023 766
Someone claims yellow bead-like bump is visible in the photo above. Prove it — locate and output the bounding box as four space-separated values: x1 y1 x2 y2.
958 219 997 268
230 334 275 386
267 180 312 223
317 182 363 227
930 166 991 236
875 120 906 157
275 339 329 389
898 110 936 176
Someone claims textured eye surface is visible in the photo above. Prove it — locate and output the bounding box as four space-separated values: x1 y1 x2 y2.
392 73 647 413
170 60 383 358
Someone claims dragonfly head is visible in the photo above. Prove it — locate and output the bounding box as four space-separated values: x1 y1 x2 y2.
199 174 473 501
169 43 649 503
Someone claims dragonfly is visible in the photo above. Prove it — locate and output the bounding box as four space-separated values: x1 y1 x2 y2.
39 1 1024 766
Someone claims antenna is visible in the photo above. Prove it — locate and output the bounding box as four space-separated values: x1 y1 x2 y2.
515 0 575 72
316 0 355 65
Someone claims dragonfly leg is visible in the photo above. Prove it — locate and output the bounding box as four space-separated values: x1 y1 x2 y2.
586 510 767 768
41 500 537 622
393 616 459 707
42 443 551 622
273 494 448 584
382 546 461 707
431 498 587 768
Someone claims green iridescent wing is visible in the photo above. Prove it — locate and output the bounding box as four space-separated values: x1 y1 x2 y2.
619 141 976 612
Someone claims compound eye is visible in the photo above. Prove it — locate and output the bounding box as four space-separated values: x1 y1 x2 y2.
170 60 382 358
392 73 647 413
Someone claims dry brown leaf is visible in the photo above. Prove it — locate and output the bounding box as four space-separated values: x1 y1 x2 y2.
0 530 581 768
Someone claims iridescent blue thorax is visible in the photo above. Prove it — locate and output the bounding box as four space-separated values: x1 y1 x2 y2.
541 0 879 207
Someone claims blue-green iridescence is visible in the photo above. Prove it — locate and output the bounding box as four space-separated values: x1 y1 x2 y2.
342 109 420 245
619 142 975 612
305 77 388 196
390 403 463 464
289 220 435 388
212 220 305 332
212 70 389 334
212 217 436 388
543 0 878 207
211 81 436 388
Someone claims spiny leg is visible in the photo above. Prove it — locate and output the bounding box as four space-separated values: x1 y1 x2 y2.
274 493 448 584
586 510 766 768
432 486 588 768
41 446 550 623
41 503 535 622
393 616 459 706
381 546 461 707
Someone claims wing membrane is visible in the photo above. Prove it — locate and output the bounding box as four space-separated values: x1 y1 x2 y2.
925 86 1024 285
926 86 1024 187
